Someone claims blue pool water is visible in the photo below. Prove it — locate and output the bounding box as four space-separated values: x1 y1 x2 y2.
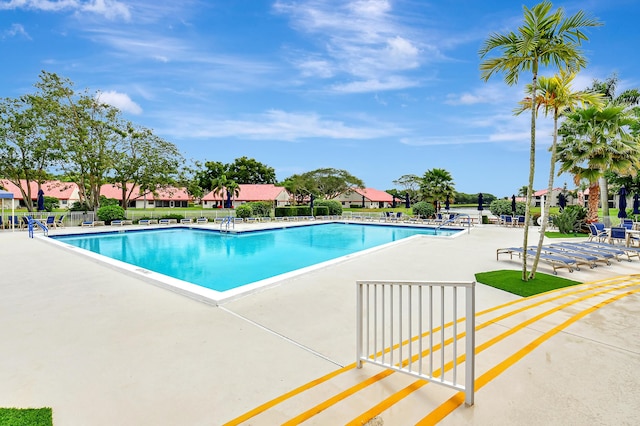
52 223 461 292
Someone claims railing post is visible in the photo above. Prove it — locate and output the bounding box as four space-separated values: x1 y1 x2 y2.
465 282 475 406
356 281 363 368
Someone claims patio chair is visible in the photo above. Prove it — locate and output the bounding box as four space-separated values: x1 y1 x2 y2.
503 215 514 227
196 217 208 224
45 216 56 227
515 215 526 227
55 214 65 228
588 223 608 242
608 227 629 245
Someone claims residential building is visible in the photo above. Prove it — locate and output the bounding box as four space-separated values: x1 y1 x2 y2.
201 184 290 208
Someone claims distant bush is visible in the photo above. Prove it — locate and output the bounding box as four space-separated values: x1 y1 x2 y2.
236 204 252 219
43 196 59 212
412 201 435 219
314 206 329 216
160 213 184 221
314 200 342 215
99 195 120 207
70 201 91 211
489 199 526 217
96 205 125 224
246 201 272 217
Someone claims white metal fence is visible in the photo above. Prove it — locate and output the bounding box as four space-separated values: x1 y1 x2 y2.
356 280 476 406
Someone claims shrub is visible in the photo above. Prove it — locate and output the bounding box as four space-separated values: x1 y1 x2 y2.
70 201 91 211
43 196 59 212
314 206 329 216
96 205 126 224
314 200 342 215
551 205 587 233
412 201 435 219
489 199 526 217
246 201 272 217
99 195 120 207
235 204 252 219
160 213 184 221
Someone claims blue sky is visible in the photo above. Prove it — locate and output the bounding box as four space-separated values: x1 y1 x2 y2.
1 0 638 197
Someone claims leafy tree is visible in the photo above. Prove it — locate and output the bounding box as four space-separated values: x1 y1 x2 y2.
479 1 600 280
420 168 455 211
0 72 65 211
515 69 603 273
110 121 183 209
489 199 526 217
43 196 59 212
307 168 364 200
226 156 276 184
196 160 226 192
392 174 421 203
280 173 317 204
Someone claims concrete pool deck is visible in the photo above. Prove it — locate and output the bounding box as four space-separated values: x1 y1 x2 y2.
1 221 639 425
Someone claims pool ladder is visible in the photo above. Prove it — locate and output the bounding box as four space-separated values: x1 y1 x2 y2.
220 216 234 233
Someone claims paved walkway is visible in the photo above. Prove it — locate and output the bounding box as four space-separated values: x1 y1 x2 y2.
1 222 639 425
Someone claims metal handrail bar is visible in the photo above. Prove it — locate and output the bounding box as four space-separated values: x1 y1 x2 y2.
356 280 475 406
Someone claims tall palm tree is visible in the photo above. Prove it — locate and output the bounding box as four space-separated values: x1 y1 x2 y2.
556 104 640 223
421 168 455 212
479 1 601 281
587 75 640 220
211 174 240 209
515 70 603 275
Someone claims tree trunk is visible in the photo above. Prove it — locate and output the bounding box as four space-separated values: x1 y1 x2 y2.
599 176 610 226
522 71 538 282
530 111 560 279
588 182 600 222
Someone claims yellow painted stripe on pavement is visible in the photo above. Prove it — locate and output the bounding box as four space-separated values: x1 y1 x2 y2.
417 286 640 425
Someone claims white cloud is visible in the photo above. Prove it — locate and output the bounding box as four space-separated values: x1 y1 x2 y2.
0 0 130 21
3 23 31 39
159 109 404 142
274 0 430 92
96 90 142 114
331 76 418 93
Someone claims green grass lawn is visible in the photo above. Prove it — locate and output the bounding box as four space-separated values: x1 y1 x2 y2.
0 408 52 426
475 269 582 297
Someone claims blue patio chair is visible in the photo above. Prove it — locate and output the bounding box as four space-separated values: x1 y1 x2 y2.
588 223 608 242
608 227 629 245
45 216 56 227
503 215 514 227
515 215 526 227
55 214 65 228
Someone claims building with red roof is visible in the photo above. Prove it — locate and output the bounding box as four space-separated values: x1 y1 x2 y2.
100 183 192 208
333 188 394 208
201 184 290 208
0 179 80 209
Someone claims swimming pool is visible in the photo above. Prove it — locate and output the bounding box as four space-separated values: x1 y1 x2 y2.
50 223 463 303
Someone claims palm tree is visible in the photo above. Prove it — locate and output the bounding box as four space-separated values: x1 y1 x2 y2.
211 174 240 209
479 1 601 281
586 75 640 220
556 104 640 223
515 70 603 275
421 168 455 212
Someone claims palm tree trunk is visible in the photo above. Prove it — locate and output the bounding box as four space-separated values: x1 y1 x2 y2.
530 111 559 279
599 176 610 226
522 71 538 282
588 182 600 222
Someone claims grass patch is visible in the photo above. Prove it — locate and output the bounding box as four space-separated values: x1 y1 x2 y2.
544 232 589 238
475 269 581 297
0 408 52 426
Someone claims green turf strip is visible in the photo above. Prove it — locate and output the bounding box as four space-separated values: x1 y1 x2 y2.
476 269 581 297
544 232 589 239
0 408 53 426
